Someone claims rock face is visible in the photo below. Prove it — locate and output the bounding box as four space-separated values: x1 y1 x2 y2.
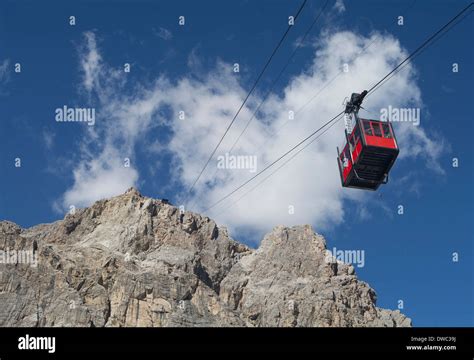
0 188 410 327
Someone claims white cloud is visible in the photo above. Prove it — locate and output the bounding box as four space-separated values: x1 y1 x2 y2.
167 31 428 234
0 59 10 95
153 27 173 41
60 32 165 210
60 29 445 239
0 59 9 81
334 0 346 13
80 32 102 93
62 150 139 208
43 129 55 150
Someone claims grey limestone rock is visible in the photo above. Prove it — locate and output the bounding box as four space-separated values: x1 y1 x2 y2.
0 188 410 327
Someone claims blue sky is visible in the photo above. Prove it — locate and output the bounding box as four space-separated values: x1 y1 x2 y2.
0 0 472 327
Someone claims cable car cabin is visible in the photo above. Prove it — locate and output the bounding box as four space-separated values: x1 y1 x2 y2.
337 117 399 190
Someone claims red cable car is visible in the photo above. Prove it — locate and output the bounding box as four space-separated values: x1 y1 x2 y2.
337 91 399 191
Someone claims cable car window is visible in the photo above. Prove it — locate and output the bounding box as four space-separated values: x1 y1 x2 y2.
363 121 373 136
340 146 347 160
343 146 350 160
372 122 382 137
349 136 355 148
382 123 392 138
353 126 360 142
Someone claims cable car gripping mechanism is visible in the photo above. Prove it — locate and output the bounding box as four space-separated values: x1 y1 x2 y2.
344 90 368 115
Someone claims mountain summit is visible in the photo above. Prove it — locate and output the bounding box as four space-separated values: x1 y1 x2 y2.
0 188 410 327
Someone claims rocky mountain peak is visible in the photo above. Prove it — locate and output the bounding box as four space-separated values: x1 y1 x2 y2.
0 190 410 327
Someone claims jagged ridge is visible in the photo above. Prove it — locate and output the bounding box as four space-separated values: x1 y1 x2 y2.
0 188 410 327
